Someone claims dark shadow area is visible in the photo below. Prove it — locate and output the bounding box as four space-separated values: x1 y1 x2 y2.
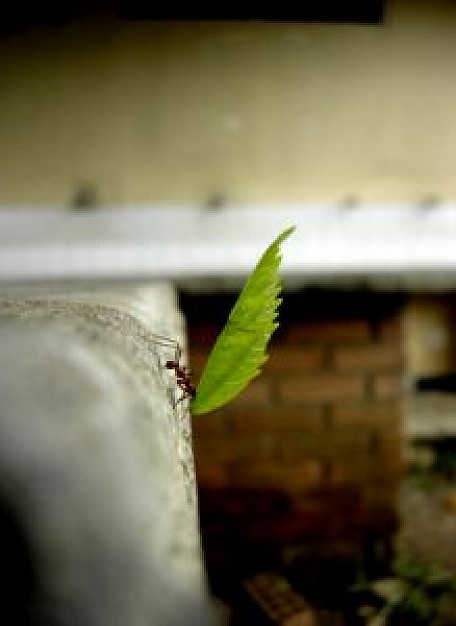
0 0 384 30
180 287 405 329
197 486 394 625
0 495 38 625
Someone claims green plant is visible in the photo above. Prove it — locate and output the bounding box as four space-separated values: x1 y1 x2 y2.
191 226 294 415
357 556 456 626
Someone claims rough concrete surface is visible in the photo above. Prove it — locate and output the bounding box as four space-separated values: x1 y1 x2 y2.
0 283 217 626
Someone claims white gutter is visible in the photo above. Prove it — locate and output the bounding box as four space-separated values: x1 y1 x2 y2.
1 204 456 289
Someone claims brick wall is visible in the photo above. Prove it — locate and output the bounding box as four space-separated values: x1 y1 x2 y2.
183 290 405 598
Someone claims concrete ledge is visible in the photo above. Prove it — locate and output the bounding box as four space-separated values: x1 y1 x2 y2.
0 283 216 626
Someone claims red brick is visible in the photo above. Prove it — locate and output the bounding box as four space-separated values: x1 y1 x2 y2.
194 462 230 488
333 343 402 371
230 462 276 487
232 460 323 490
275 434 326 461
191 409 230 436
287 460 329 490
335 440 403 481
287 320 370 343
373 374 404 398
328 463 347 485
265 346 325 373
360 461 404 483
229 379 272 406
193 433 276 464
326 432 375 460
229 405 324 433
193 439 230 463
378 315 403 340
332 401 400 427
376 435 405 471
279 373 364 403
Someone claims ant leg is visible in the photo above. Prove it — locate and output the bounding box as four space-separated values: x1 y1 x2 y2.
149 333 194 402
149 333 182 364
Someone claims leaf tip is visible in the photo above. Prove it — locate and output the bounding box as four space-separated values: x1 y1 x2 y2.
274 225 295 260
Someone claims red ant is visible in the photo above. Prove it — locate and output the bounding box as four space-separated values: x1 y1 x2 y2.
165 357 196 402
150 333 196 402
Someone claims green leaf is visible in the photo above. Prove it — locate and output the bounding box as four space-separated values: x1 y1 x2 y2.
191 226 295 415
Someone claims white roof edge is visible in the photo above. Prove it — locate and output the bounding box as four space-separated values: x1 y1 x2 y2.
1 203 456 289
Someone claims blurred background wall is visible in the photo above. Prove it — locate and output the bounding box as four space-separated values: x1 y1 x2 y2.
0 0 455 207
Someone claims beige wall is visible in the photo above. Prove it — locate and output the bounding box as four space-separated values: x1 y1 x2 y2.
1 0 456 206
405 296 456 379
